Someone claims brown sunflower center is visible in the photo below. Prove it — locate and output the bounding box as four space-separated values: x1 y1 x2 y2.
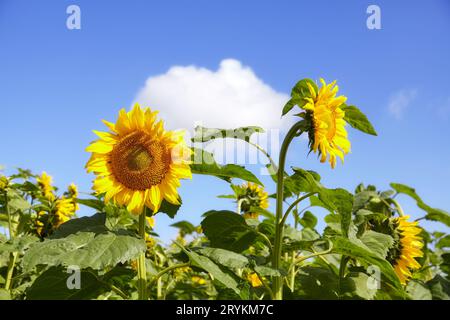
109 131 171 190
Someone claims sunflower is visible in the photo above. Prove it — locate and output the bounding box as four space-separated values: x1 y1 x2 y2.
37 172 55 201
67 183 78 198
387 215 424 285
236 182 269 219
302 79 350 169
85 104 192 215
54 197 78 227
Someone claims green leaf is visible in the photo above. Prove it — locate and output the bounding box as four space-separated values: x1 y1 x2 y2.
299 211 318 229
359 230 394 259
51 213 107 238
201 210 258 252
170 221 196 234
158 199 182 219
331 236 402 290
26 266 105 300
76 198 105 211
340 272 378 300
190 148 262 185
426 275 450 300
23 230 146 271
319 188 354 237
436 235 450 249
284 168 322 197
391 183 450 227
181 248 241 295
282 79 317 116
0 235 39 254
198 248 249 270
192 126 264 143
254 265 286 277
341 105 377 136
6 189 30 212
0 288 11 300
406 280 432 300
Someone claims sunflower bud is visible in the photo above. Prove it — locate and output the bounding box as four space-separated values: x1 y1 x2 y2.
0 175 9 191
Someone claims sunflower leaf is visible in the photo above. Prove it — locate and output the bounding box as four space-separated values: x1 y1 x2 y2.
331 236 403 290
192 126 264 143
190 148 262 185
282 79 318 116
390 183 450 227
201 210 258 252
341 105 377 136
22 229 146 271
26 266 106 300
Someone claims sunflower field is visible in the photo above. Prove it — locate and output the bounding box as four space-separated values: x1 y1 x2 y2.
0 78 449 301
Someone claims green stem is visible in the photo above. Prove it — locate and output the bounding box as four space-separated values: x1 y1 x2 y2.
257 232 273 251
281 192 316 226
338 256 350 297
248 141 278 173
4 190 17 292
288 240 334 274
149 262 191 287
137 210 148 300
272 121 305 300
390 198 405 217
156 277 163 300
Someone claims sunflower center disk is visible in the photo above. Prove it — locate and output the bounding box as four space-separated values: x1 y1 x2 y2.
109 131 171 190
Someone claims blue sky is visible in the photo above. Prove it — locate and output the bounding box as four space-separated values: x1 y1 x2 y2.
1 0 449 242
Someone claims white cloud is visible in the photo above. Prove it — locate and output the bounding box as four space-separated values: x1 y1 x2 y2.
134 59 293 167
388 89 417 119
134 59 290 131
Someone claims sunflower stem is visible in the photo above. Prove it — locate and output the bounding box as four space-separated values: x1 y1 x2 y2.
390 198 405 217
137 210 148 300
3 189 17 292
272 121 306 300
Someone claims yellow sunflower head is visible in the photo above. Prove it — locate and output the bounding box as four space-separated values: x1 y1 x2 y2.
386 215 424 285
54 197 78 227
236 182 269 218
301 78 351 169
85 104 192 215
37 172 56 201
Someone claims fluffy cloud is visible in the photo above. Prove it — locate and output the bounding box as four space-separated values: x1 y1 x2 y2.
134 59 290 131
388 89 417 119
134 59 293 167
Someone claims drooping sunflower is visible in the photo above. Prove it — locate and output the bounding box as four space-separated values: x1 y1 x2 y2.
85 104 192 215
235 182 269 219
387 216 424 285
302 79 351 169
54 197 78 227
37 172 55 201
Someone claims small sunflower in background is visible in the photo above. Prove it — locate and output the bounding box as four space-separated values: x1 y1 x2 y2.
233 182 269 219
85 104 192 215
53 197 78 228
37 172 56 201
299 79 351 169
